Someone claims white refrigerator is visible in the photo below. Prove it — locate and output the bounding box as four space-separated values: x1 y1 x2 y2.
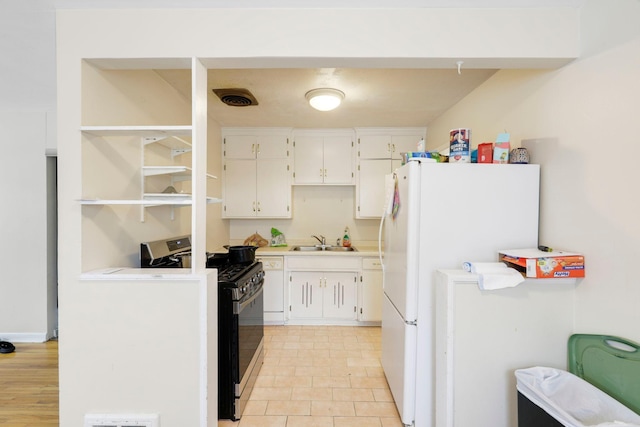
381 160 540 427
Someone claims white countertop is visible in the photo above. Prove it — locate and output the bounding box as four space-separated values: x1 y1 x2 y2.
80 267 217 280
81 243 382 280
214 240 381 257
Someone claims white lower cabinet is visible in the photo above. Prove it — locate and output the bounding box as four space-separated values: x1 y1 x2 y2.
288 271 357 321
359 258 383 322
258 256 285 324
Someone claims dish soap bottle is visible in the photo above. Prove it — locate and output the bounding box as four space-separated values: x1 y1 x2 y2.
342 226 351 247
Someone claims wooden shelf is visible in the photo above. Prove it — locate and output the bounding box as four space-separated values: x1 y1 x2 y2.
79 195 222 206
81 125 192 138
142 166 217 180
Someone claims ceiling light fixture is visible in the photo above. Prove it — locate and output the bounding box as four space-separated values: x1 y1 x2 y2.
305 88 345 111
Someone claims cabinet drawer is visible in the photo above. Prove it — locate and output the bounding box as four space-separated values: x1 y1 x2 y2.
362 258 383 270
286 256 360 270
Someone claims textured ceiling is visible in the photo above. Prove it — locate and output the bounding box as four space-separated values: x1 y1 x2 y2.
155 67 497 128
0 0 583 118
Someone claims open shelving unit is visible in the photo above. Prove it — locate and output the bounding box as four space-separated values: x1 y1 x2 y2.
78 58 212 274
79 125 221 219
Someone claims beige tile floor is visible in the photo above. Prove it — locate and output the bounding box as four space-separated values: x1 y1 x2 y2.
219 325 402 427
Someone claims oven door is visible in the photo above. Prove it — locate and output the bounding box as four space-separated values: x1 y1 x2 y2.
233 282 264 419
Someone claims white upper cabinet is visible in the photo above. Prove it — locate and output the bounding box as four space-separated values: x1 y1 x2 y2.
222 128 292 219
293 129 355 185
356 128 426 160
355 128 426 218
224 133 290 159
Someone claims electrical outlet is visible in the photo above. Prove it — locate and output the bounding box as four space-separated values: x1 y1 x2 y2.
84 414 159 427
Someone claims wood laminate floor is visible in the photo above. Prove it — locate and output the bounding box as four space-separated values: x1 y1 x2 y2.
0 326 400 427
0 340 59 427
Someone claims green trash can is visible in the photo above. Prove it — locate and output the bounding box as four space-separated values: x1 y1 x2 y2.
568 334 640 415
516 334 640 427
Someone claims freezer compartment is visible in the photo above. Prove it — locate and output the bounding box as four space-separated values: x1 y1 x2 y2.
381 294 417 426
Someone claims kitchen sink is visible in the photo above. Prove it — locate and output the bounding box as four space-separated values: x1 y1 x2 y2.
290 245 357 252
325 246 357 252
290 246 324 251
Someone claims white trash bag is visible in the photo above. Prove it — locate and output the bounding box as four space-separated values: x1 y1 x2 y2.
516 367 640 427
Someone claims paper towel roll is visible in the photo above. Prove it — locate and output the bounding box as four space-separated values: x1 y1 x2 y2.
462 261 508 274
462 261 525 290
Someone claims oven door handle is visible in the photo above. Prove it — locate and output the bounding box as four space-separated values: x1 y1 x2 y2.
233 282 264 315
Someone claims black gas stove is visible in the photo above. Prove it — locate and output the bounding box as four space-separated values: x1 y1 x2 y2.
140 235 192 268
139 235 265 421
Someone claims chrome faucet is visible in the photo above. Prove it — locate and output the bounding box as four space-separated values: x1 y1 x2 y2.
311 235 327 247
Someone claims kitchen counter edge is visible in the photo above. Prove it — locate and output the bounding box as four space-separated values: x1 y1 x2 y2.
215 245 381 257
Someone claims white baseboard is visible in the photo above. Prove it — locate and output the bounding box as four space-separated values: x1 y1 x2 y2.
0 332 49 343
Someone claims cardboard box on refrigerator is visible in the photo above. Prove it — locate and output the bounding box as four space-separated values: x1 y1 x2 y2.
498 248 585 278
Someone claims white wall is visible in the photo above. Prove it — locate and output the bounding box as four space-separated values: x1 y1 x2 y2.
59 278 209 427
56 5 583 425
229 186 380 246
0 112 53 341
426 0 640 343
206 117 229 250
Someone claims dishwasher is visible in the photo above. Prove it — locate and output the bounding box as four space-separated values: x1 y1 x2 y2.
256 256 285 325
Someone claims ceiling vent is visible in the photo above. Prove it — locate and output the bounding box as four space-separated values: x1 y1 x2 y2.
212 88 259 107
